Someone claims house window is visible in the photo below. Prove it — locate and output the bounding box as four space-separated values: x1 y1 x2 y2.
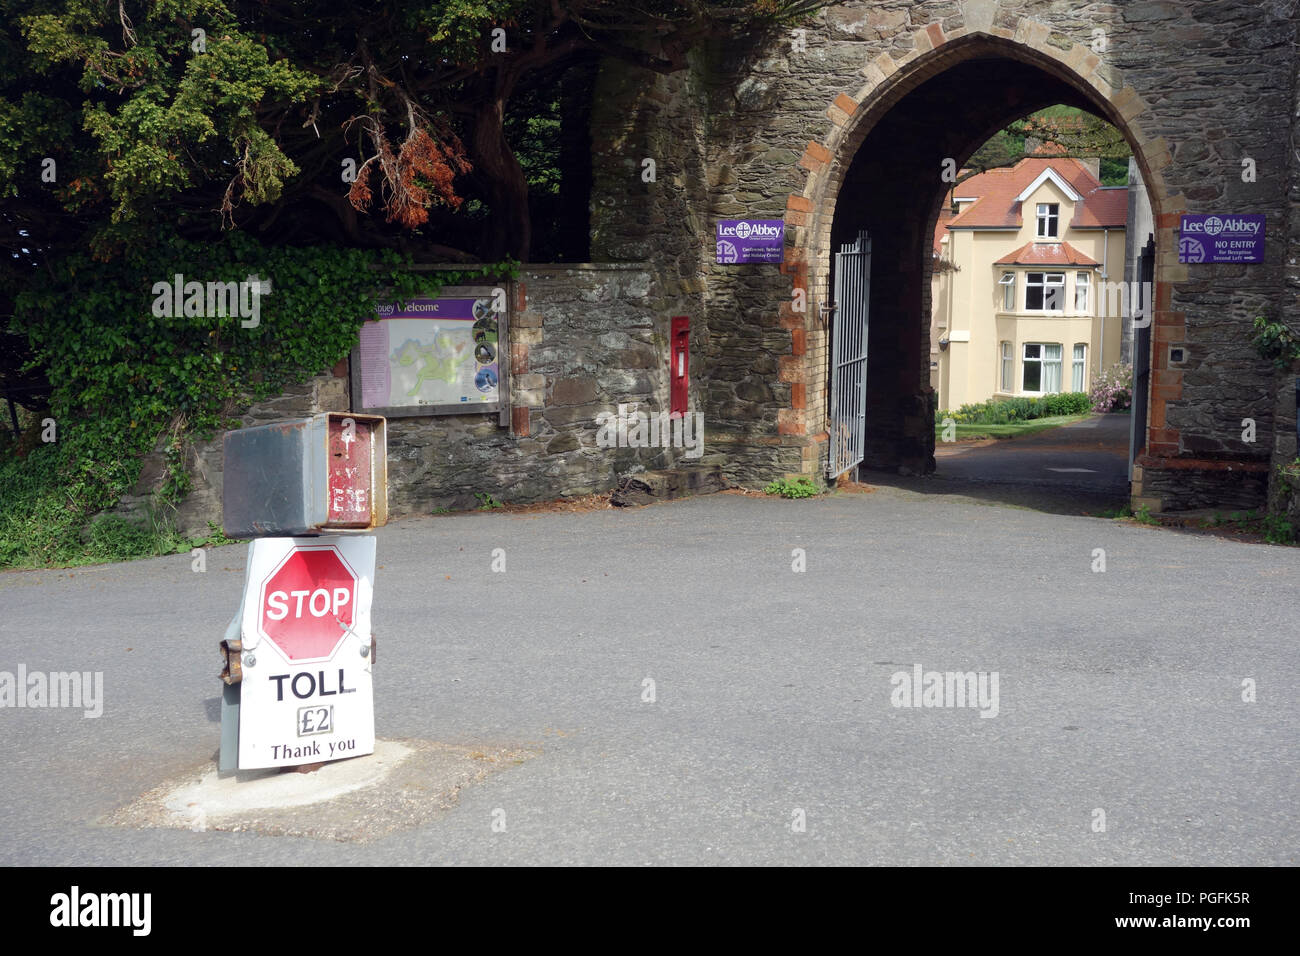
1072 344 1087 391
999 272 1016 311
1075 272 1090 314
1036 203 1059 238
1026 272 1065 311
1001 342 1013 391
1023 343 1062 393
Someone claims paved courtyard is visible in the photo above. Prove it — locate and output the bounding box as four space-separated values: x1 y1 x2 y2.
1 485 1296 865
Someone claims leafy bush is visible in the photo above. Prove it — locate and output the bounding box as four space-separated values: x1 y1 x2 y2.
1133 503 1158 525
764 476 820 498
1252 315 1300 369
1263 515 1295 545
3 229 516 566
935 392 1091 425
1041 391 1094 416
1089 363 1132 412
0 428 146 567
0 434 214 568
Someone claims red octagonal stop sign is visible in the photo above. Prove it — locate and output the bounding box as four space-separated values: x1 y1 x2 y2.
258 546 357 661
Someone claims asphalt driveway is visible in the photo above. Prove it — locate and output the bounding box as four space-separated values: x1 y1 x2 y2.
935 412 1131 493
1 483 1296 865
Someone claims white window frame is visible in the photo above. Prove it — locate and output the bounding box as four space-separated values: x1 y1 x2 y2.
1022 342 1063 394
1022 343 1043 394
999 272 1016 311
1000 341 1013 392
1026 272 1065 312
1036 203 1060 238
1074 272 1090 314
1072 343 1087 392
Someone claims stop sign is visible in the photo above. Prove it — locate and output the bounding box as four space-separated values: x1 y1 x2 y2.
258 546 358 661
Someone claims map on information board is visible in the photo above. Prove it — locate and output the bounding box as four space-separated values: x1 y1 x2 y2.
357 296 500 411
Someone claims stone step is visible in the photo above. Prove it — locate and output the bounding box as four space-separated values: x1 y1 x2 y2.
610 465 727 507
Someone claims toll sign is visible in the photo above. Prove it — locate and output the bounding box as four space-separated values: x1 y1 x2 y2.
237 536 375 769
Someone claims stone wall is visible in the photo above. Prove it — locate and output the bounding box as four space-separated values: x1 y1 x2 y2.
118 264 708 537
589 49 811 485
384 264 702 515
585 0 1300 508
120 1 1300 524
113 373 351 538
1271 11 1300 515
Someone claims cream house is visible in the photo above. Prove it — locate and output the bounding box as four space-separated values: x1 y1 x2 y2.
930 156 1128 411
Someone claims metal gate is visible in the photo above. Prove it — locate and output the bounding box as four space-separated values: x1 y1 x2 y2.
828 230 871 479
1129 235 1155 478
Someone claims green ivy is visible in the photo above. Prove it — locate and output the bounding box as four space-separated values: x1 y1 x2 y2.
1263 514 1296 545
1252 315 1300 370
3 230 517 566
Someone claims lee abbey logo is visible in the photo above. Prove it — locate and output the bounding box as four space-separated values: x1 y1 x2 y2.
717 220 782 240
716 219 785 264
1182 215 1262 237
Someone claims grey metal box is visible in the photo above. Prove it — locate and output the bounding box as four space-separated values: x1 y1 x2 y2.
222 413 388 537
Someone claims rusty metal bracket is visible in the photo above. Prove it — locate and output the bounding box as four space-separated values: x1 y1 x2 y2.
219 638 243 685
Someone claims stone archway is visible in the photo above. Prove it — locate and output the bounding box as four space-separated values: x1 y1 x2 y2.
780 19 1182 496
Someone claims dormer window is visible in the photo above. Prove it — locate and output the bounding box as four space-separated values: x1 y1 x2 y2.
1036 203 1060 238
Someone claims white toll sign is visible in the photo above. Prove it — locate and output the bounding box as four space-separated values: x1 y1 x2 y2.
237 536 376 769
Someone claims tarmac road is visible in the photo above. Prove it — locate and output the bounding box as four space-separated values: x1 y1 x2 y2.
935 412 1132 492
1 482 1296 865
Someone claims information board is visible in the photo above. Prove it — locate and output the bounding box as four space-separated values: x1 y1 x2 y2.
351 286 507 419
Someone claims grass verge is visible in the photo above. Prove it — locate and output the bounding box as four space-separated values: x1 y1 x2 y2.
936 413 1091 442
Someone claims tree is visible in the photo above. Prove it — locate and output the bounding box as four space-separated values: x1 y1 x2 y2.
959 106 1132 189
0 0 830 428
2 0 826 276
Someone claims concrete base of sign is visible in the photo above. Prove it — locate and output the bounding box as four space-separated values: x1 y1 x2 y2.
167 740 412 816
103 738 537 843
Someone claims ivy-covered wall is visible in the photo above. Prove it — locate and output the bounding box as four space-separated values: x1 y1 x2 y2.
116 263 702 536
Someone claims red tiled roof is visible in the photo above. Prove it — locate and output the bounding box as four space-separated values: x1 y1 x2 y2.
994 241 1100 266
1072 185 1128 227
945 156 1125 230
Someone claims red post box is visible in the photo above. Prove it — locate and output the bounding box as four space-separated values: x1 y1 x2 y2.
670 316 690 416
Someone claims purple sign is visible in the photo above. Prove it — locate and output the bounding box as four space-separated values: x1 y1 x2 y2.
716 219 784 264
1178 214 1265 264
376 297 480 319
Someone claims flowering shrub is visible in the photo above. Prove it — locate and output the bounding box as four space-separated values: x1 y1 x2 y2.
1089 363 1132 412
